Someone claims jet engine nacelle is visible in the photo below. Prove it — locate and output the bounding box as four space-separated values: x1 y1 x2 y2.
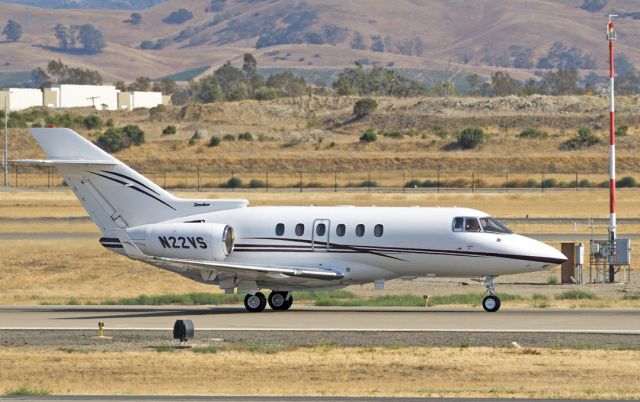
126 223 235 261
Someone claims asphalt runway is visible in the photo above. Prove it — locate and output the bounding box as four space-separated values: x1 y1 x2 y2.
2 305 639 333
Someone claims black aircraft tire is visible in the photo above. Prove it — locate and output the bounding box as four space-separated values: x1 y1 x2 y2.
482 295 501 312
268 291 292 310
244 292 267 312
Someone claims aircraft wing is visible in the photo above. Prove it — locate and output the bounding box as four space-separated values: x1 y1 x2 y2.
115 229 344 282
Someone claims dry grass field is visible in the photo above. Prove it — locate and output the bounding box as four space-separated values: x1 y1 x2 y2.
1 347 639 398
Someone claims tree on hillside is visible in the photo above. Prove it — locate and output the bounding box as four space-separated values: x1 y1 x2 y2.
53 23 106 54
489 71 520 96
127 76 152 92
195 76 224 103
77 24 106 54
163 9 194 24
581 0 608 12
214 62 250 100
350 32 367 50
125 12 142 25
2 20 23 42
31 59 103 87
152 79 178 95
205 0 226 12
539 68 579 95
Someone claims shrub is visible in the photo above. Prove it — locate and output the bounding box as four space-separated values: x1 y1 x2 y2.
519 128 548 139
359 129 377 143
616 125 629 137
225 177 242 188
382 130 404 139
162 125 177 135
357 180 378 187
432 125 448 138
222 134 236 141
456 127 485 149
105 118 114 127
541 178 557 188
83 115 103 130
563 127 600 150
547 275 559 285
95 125 145 153
578 179 591 188
353 98 378 118
208 136 221 147
238 132 253 141
617 176 637 188
249 179 266 188
555 290 597 300
404 179 422 188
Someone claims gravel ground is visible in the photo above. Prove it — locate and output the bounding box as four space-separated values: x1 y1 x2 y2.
1 330 639 351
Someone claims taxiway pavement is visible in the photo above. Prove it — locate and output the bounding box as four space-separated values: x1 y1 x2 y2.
1 306 638 333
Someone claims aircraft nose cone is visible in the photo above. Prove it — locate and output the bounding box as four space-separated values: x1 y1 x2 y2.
540 242 568 265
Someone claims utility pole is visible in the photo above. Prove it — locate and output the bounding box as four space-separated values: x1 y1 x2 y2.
4 91 8 187
607 15 618 283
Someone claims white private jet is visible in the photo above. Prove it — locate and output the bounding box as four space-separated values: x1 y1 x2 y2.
19 128 566 313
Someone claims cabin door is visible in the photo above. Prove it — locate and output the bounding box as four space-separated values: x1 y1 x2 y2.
311 219 331 251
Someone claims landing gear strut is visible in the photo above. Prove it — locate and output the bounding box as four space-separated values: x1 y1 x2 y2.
268 291 293 311
482 276 501 312
244 292 267 312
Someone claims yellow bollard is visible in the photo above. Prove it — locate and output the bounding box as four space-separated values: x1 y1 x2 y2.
98 321 104 337
423 295 429 307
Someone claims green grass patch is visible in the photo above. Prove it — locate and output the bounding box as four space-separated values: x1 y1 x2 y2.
555 290 598 300
428 293 523 306
101 293 241 305
192 346 220 354
230 343 290 354
314 294 424 307
623 292 640 300
294 290 357 301
4 385 51 396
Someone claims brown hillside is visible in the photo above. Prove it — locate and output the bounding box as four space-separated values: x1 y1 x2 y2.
1 0 640 82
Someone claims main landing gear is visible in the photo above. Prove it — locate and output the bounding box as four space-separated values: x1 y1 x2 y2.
482 276 501 313
243 291 293 312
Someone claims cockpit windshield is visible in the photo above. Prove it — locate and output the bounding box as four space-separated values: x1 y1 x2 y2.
479 217 512 234
452 216 512 234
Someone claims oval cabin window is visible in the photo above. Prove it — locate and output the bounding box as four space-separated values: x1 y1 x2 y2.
295 223 305 236
356 224 365 237
275 223 285 236
336 224 346 237
316 223 326 236
374 224 384 237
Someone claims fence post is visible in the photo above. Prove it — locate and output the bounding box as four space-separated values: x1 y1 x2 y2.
163 171 167 188
299 171 303 193
197 167 200 192
402 170 405 193
575 171 579 191
437 169 440 193
472 171 475 193
231 170 234 192
266 170 269 193
15 165 18 187
334 171 337 193
368 171 371 192
541 172 544 193
505 171 509 192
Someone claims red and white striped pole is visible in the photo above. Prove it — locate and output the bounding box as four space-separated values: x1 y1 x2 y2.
607 15 617 283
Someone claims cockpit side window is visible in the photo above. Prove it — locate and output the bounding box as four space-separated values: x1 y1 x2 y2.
452 217 464 232
480 217 512 234
464 218 482 232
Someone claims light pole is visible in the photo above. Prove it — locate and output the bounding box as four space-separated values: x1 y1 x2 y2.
3 90 8 187
607 15 617 283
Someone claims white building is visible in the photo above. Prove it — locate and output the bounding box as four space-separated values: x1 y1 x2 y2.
1 85 165 112
0 88 43 111
49 85 119 111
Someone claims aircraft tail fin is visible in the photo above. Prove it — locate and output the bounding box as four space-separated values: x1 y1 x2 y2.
20 128 247 235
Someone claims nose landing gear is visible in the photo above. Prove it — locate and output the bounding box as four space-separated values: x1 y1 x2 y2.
482 276 501 312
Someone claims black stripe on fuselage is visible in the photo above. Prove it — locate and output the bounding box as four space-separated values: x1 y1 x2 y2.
245 237 564 265
89 171 176 211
